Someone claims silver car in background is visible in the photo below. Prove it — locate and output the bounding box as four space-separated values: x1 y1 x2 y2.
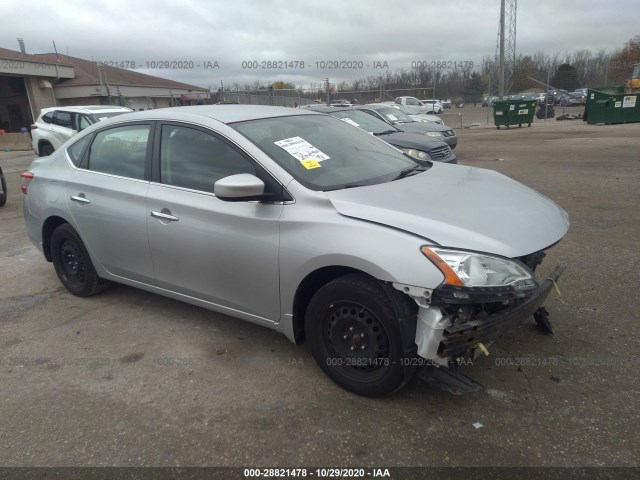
22 105 569 397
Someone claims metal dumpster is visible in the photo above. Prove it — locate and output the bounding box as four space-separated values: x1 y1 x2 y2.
584 86 640 125
493 99 537 129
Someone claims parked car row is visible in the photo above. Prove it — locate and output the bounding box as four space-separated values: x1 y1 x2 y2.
21 104 569 396
307 106 456 163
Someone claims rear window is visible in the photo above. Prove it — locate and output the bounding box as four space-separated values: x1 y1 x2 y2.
41 112 54 124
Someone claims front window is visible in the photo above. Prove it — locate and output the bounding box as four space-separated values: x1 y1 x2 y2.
159 124 256 193
232 114 418 191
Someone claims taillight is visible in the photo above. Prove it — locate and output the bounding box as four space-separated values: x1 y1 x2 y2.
21 172 34 194
30 124 37 130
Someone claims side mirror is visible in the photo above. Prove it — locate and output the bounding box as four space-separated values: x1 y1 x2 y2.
214 173 265 202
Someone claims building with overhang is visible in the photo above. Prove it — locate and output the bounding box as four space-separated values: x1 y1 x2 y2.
0 42 209 133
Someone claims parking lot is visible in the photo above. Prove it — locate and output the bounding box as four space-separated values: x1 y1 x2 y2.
0 115 639 470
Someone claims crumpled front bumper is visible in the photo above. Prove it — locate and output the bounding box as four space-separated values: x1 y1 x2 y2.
438 264 566 357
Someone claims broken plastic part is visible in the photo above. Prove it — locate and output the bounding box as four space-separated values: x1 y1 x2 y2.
414 306 450 366
391 282 433 307
476 342 490 356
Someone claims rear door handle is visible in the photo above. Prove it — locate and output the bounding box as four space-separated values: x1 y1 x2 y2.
151 210 179 222
70 195 91 204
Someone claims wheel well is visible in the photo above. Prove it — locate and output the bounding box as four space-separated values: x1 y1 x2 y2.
41 216 69 262
37 140 53 155
291 266 369 344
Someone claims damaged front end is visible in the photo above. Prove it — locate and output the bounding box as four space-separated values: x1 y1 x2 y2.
394 246 566 394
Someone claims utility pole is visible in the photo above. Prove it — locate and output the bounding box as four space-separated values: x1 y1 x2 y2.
498 0 505 100
325 78 330 105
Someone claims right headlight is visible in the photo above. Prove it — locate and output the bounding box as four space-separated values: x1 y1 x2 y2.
400 148 430 161
421 246 537 291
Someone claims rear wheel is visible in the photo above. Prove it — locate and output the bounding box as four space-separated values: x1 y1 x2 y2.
305 275 410 397
0 167 6 207
40 143 54 156
50 224 110 297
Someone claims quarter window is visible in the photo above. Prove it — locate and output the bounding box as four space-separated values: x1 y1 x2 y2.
87 124 150 180
160 125 256 193
67 135 92 167
41 112 54 124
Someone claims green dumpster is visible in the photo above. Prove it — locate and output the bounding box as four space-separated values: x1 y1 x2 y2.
585 86 640 125
493 99 537 129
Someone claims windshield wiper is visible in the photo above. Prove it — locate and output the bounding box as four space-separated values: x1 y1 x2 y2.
393 165 427 181
373 129 397 136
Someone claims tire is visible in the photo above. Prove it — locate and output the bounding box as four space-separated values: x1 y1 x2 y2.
50 224 110 297
40 143 55 157
305 275 411 397
0 167 6 207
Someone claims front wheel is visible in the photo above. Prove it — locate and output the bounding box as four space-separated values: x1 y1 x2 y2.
0 167 6 207
305 275 411 397
50 224 110 297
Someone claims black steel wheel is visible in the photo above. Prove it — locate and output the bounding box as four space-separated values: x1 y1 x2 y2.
50 224 110 297
0 166 6 207
305 275 409 396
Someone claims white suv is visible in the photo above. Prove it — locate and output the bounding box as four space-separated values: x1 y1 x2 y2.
30 105 133 156
419 99 444 114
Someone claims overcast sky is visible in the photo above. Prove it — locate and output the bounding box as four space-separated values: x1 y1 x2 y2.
2 0 638 90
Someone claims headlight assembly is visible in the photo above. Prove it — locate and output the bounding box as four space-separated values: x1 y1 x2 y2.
421 246 538 291
426 131 443 138
401 148 430 161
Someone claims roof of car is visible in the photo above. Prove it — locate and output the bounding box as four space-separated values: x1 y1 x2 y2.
40 105 133 115
363 104 396 110
93 105 320 124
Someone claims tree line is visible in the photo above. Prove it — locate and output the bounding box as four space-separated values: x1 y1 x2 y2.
218 36 639 104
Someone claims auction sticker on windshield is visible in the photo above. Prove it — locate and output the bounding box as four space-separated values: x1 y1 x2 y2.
274 137 330 162
340 118 360 127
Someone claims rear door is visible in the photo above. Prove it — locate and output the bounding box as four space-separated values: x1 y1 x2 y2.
146 122 282 323
67 122 155 283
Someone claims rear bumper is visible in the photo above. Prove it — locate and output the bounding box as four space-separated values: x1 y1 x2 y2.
438 264 566 357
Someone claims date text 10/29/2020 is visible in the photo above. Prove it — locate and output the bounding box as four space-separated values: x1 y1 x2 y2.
95 59 475 70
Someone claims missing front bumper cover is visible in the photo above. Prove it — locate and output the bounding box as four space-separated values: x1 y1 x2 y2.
438 264 566 357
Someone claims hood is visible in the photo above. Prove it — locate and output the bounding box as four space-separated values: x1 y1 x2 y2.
399 122 450 133
325 163 569 258
379 131 446 150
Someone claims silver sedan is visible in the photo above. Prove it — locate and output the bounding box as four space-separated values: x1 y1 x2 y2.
22 105 569 397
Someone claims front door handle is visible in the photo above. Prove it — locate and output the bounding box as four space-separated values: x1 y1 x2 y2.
70 194 91 204
151 210 179 222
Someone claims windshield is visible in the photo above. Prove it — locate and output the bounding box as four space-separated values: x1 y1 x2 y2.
393 104 419 116
375 107 415 123
232 114 418 191
324 109 398 134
